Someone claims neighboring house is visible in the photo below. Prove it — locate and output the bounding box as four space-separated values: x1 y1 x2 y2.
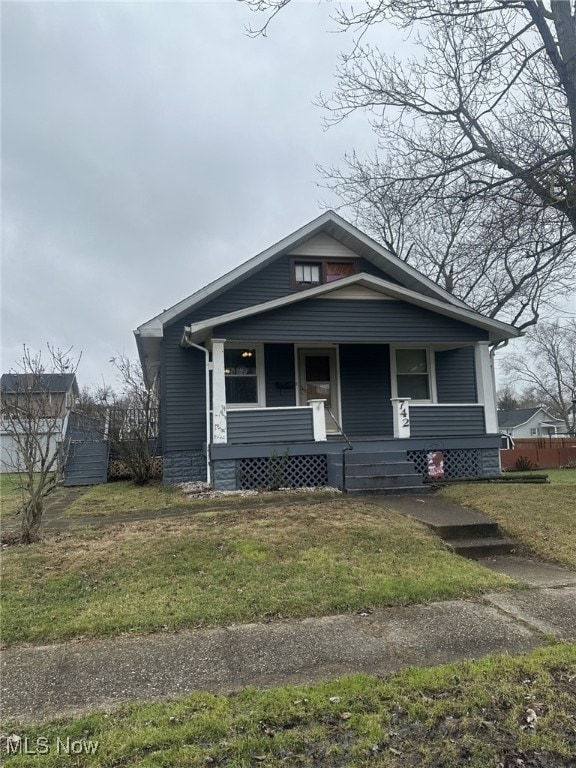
135 211 520 492
0 373 79 473
498 407 568 438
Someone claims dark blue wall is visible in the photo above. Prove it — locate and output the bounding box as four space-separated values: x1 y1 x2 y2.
265 344 296 407
161 251 487 453
185 256 391 324
217 299 488 343
410 405 485 436
161 324 206 453
435 347 477 403
339 344 393 437
227 408 314 444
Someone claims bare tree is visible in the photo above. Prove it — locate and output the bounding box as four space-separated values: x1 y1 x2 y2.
244 0 576 328
104 355 159 485
503 320 576 434
1 344 81 543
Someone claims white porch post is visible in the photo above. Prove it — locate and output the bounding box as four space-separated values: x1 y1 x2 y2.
391 398 411 438
211 338 228 444
475 341 498 433
308 399 327 442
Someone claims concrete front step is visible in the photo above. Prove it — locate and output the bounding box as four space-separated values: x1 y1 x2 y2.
447 537 516 559
346 451 408 464
346 473 424 490
345 461 419 477
347 485 431 496
429 522 501 541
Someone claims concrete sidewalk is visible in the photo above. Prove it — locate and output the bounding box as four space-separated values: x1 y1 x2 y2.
3 572 576 723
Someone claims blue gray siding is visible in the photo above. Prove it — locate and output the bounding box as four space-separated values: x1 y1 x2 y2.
410 405 485 436
265 344 296 407
180 256 399 325
435 348 477 403
217 300 488 343
227 408 314 444
339 344 393 437
160 249 486 454
63 442 108 486
161 325 207 453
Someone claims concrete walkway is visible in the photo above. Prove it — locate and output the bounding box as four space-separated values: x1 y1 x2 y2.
3 567 576 723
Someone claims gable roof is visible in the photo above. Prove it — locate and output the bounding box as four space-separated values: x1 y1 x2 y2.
1 373 79 395
181 273 519 346
137 211 473 337
135 211 521 383
497 407 564 429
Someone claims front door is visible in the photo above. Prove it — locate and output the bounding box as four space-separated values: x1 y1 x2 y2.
297 348 340 432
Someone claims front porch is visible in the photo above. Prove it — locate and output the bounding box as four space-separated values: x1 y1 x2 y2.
180 337 501 491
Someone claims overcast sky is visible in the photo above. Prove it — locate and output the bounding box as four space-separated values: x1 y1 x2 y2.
2 2 573 391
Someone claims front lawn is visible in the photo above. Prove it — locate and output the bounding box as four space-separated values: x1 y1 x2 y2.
442 469 576 569
61 481 339 518
0 473 27 517
3 644 575 767
1 499 513 646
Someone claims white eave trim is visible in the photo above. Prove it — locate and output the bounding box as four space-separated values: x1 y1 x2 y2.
181 273 519 345
137 210 473 334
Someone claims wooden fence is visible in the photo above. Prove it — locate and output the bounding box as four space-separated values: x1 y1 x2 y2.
501 437 576 470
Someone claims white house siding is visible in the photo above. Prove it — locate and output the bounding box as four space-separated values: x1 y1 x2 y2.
288 233 358 258
0 420 63 473
503 411 567 438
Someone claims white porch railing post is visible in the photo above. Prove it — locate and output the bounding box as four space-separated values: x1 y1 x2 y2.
308 399 327 442
391 398 411 438
475 341 498 433
211 338 228 444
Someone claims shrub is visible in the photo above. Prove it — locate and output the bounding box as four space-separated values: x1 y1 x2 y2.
515 455 537 471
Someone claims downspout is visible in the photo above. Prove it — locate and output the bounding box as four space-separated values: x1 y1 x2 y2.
490 341 503 474
186 341 212 487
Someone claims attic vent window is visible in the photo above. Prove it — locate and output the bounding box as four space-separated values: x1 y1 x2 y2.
295 263 321 286
292 259 358 290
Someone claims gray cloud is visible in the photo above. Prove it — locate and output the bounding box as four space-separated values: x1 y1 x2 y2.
3 1 381 385
6 2 560 389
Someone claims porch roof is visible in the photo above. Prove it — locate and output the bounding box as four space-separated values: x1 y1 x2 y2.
181 273 520 347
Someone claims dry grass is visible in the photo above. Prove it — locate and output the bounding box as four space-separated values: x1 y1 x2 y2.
442 475 576 569
1 499 513 646
62 480 340 518
0 473 27 517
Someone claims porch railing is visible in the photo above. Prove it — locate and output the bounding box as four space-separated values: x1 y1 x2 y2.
226 405 328 446
325 404 354 493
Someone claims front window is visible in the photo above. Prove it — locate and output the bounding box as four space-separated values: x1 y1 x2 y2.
225 348 258 404
395 348 431 400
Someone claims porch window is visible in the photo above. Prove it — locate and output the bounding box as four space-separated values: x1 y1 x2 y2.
395 348 431 400
224 348 258 405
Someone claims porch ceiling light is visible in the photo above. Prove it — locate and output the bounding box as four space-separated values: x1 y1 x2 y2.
241 350 254 358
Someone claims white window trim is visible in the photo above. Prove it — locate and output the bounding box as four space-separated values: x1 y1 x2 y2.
224 342 266 409
390 346 437 403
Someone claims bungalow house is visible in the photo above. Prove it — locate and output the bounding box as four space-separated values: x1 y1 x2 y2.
498 407 568 438
135 212 520 492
